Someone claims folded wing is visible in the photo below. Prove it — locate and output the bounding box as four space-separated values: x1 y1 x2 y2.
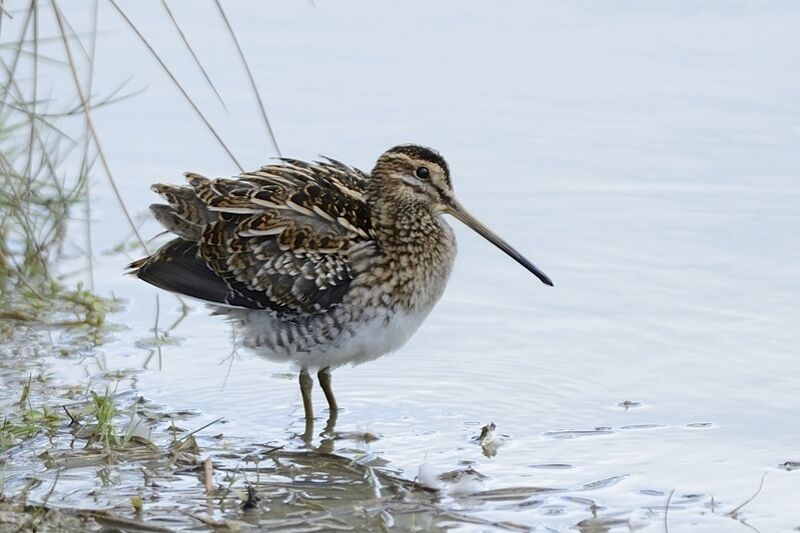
128 158 374 314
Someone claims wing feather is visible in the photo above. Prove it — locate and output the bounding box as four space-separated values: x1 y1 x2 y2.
129 158 374 314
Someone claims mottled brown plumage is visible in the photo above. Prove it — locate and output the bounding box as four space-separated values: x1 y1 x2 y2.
128 144 552 421
131 157 372 313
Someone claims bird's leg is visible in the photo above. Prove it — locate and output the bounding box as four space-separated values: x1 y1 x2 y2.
299 369 314 420
317 366 338 413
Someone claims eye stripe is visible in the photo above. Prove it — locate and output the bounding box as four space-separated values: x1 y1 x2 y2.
385 145 451 185
378 146 453 190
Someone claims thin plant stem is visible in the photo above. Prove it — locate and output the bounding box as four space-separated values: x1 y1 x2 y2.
213 0 281 157
82 0 99 290
161 0 228 111
0 1 6 41
52 0 148 251
24 0 38 193
107 0 244 171
0 3 33 115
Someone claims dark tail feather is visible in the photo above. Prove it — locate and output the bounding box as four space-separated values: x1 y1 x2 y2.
127 239 233 305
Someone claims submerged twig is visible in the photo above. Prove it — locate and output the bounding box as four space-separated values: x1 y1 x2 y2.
173 417 225 447
727 472 767 519
41 468 61 506
79 509 173 532
182 510 229 528
203 457 214 494
664 489 674 533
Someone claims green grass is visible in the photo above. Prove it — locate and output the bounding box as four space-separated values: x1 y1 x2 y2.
0 2 123 339
0 377 129 454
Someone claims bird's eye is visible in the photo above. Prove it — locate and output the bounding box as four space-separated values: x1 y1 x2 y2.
415 166 430 179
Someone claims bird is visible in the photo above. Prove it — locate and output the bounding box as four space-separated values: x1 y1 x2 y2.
128 144 552 421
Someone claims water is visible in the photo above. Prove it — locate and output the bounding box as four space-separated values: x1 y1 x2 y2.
18 1 800 530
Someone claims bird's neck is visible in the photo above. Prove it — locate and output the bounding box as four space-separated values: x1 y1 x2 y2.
371 196 439 247
366 194 457 312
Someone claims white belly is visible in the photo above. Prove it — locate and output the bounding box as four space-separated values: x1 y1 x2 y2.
236 306 431 370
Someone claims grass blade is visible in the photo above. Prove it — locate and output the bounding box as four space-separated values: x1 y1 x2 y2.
52 0 148 251
0 3 33 111
24 0 37 198
213 0 281 157
161 0 228 111
82 0 99 290
107 0 244 171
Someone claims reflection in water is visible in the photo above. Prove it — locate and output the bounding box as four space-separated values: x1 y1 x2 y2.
301 408 339 449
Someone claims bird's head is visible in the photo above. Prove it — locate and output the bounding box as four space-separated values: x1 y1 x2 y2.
371 144 553 286
372 144 455 212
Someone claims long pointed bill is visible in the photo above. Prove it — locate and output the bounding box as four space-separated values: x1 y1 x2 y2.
447 201 553 286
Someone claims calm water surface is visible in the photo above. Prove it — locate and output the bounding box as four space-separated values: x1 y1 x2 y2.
47 1 800 530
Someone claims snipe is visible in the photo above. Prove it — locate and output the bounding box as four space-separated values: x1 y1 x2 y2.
128 144 552 420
